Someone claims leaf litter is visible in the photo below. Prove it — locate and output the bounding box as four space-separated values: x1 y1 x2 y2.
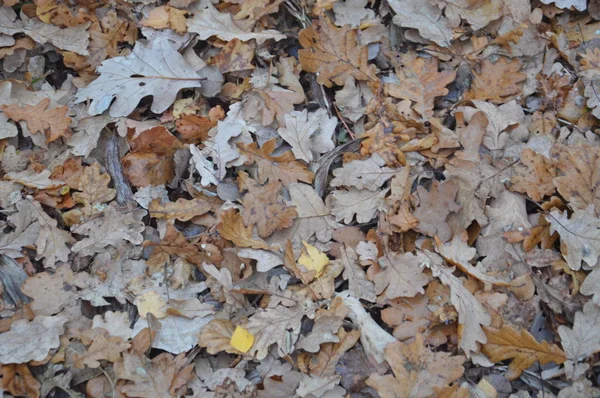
1 0 600 397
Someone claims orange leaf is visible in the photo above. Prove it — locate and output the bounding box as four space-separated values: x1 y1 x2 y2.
2 98 71 143
217 209 272 250
481 325 566 380
465 58 526 103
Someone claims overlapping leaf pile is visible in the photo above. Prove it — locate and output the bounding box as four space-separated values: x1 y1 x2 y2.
1 0 600 397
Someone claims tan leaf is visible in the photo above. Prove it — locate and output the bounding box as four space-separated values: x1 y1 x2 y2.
0 315 67 364
298 17 378 87
239 172 297 238
430 0 503 29
198 319 240 355
141 5 187 34
335 245 376 302
365 334 465 397
413 180 461 243
73 328 130 368
238 139 314 186
277 109 336 163
116 352 193 398
144 223 206 267
546 206 600 271
29 200 75 268
423 252 491 355
372 251 429 300
217 208 272 250
186 2 285 44
331 154 397 191
0 364 40 398
216 38 255 73
72 163 116 219
436 232 510 287
149 198 211 222
71 203 146 257
308 328 361 377
550 144 600 213
385 54 456 118
330 188 389 224
21 266 77 316
558 301 600 365
246 302 316 360
175 113 216 143
465 58 527 103
482 325 566 380
388 0 453 47
509 148 556 201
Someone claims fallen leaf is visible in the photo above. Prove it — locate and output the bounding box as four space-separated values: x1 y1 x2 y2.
218 208 272 250
149 198 211 221
366 334 465 397
509 148 556 201
230 326 255 353
0 315 66 364
75 38 202 117
482 325 566 380
298 17 378 87
330 187 389 224
557 301 600 371
550 144 600 213
277 109 336 163
335 244 376 302
141 5 187 34
239 172 297 238
298 241 329 278
71 163 116 219
465 58 527 103
386 54 456 118
187 3 285 44
372 251 430 300
239 139 314 186
389 0 453 47
413 180 461 243
547 206 600 270
246 302 316 359
331 154 397 191
1 98 70 143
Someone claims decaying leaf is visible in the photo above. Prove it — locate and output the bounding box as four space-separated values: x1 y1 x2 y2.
547 206 600 271
0 315 67 364
373 251 430 300
218 209 272 250
149 198 211 222
75 38 203 117
2 98 70 143
298 17 378 87
366 334 465 397
482 325 566 380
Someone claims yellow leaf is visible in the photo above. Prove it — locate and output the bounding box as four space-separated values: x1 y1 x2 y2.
230 326 254 353
298 241 329 278
136 291 167 319
481 325 566 380
217 209 272 250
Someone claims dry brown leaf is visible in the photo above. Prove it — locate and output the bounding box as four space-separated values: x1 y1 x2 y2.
144 223 206 267
372 251 430 300
246 302 316 359
510 148 556 201
122 126 183 188
73 328 130 368
335 244 376 302
239 172 297 238
298 17 378 87
482 325 566 380
175 113 216 143
550 144 600 213
465 58 527 103
0 364 40 398
413 180 461 243
198 318 240 355
218 208 272 250
308 328 361 377
141 5 187 34
71 163 116 219
216 38 255 73
238 139 314 186
386 54 456 118
366 334 465 398
1 98 70 143
149 198 211 222
547 206 600 271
